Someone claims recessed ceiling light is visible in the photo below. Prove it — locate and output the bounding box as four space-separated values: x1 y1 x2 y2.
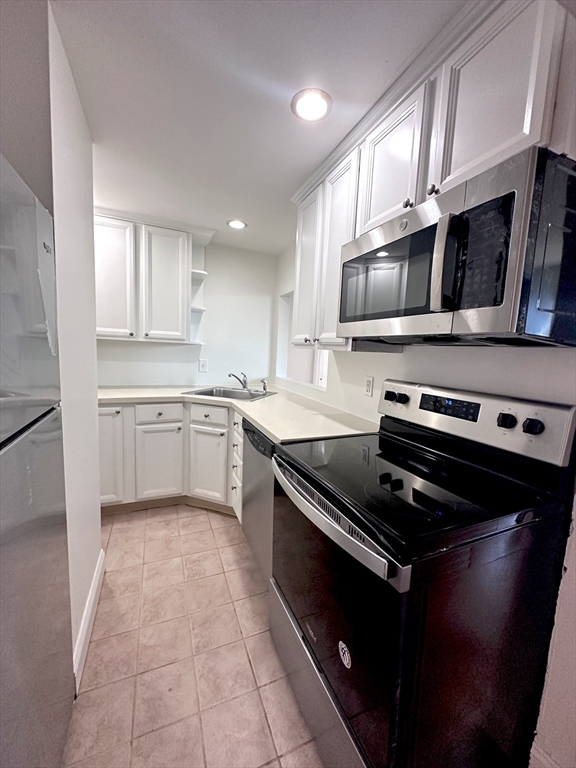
291 89 332 122
227 219 247 229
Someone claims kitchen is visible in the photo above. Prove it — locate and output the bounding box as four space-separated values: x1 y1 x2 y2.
0 1 575 768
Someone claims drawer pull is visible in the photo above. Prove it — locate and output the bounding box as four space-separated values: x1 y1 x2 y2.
115 409 121 415
204 413 210 418
157 412 163 417
233 443 238 448
231 485 237 490
177 427 182 432
220 432 225 437
232 464 237 469
233 421 239 427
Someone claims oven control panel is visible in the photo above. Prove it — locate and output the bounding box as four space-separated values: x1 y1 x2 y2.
379 380 576 467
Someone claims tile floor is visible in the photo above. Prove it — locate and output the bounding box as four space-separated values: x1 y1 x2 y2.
62 504 324 768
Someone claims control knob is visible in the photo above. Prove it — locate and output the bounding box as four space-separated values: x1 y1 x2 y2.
522 418 545 436
497 413 517 429
396 393 410 405
384 390 397 402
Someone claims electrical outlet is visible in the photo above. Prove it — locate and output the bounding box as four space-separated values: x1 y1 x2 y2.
365 376 374 397
198 359 208 373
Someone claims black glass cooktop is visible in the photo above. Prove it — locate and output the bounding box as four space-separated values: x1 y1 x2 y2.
276 422 558 558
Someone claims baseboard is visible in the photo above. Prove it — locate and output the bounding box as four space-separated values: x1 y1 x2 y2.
101 495 235 517
73 548 105 691
529 744 565 768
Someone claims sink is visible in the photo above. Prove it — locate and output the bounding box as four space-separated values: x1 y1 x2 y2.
183 387 277 401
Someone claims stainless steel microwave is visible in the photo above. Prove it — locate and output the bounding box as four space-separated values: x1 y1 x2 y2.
338 148 576 347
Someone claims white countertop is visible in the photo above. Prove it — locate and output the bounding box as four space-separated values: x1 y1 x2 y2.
97 385 379 443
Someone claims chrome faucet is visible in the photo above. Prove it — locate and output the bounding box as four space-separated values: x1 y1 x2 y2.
229 372 248 389
261 379 268 393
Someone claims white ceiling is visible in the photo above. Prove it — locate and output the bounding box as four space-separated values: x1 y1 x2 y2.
52 0 465 253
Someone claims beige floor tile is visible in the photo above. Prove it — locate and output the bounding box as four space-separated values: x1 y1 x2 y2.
137 616 192 673
264 762 281 768
143 557 184 590
68 742 131 768
131 715 204 768
213 524 246 548
183 550 223 581
219 542 257 572
190 602 242 654
245 631 285 686
141 583 187 627
100 566 143 602
63 678 134 765
201 689 275 768
79 630 137 692
260 677 311 756
225 565 267 600
108 523 146 547
101 516 114 531
177 504 207 518
235 592 269 637
105 541 144 572
145 519 180 540
144 536 182 563
178 514 211 536
133 658 198 738
195 639 256 710
185 573 232 614
146 506 178 522
181 529 217 555
112 510 147 528
208 511 239 529
280 742 324 768
92 594 140 640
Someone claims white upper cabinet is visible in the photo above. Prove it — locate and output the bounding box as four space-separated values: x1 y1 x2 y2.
189 425 228 504
140 225 190 342
356 82 429 235
94 216 136 338
135 422 184 500
429 0 565 194
292 187 323 346
316 148 359 347
98 407 124 505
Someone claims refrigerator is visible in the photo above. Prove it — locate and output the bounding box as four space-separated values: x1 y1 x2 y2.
0 155 75 767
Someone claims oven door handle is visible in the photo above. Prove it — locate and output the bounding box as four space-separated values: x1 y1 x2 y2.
273 457 411 592
430 211 455 312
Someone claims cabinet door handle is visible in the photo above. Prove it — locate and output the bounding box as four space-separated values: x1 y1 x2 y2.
232 464 237 469
233 443 238 448
233 421 239 427
231 485 237 490
427 183 440 196
129 332 134 337
144 332 149 337
402 198 414 209
177 427 182 432
304 336 310 344
157 412 163 417
115 410 121 415
220 432 225 437
313 337 319 343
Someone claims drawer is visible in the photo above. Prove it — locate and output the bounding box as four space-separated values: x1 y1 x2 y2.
135 403 184 424
231 453 243 480
231 434 243 460
230 475 242 521
190 403 229 427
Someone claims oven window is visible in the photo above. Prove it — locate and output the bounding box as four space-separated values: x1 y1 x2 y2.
456 192 515 309
339 225 436 322
273 480 404 768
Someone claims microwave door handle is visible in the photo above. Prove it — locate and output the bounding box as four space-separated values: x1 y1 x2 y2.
430 212 455 312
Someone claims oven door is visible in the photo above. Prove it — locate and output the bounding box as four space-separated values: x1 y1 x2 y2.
337 185 465 339
272 457 408 768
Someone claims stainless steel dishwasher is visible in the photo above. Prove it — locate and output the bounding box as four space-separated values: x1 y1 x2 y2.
242 421 275 581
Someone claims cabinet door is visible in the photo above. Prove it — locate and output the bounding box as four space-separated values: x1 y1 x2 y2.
98 407 124 504
141 225 189 341
292 187 323 346
316 148 359 348
430 1 564 193
94 216 136 338
356 82 429 235
189 425 228 503
135 423 184 500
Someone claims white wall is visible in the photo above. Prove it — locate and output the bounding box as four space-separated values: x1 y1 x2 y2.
49 6 102 674
275 243 576 768
97 244 278 388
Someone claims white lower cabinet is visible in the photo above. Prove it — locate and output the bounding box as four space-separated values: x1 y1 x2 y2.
189 425 228 504
98 407 124 504
135 422 184 500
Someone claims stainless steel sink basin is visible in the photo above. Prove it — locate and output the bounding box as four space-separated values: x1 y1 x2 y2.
183 387 276 401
